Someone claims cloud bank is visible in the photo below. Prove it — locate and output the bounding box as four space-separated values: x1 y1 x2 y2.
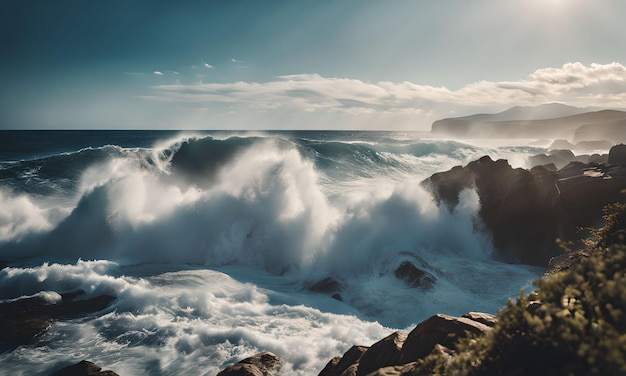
146 62 626 116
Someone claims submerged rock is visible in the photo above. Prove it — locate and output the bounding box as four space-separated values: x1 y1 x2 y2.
306 277 345 293
217 352 282 376
0 290 115 353
51 360 119 376
393 261 435 290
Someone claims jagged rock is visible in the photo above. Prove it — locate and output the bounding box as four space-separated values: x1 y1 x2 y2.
319 346 368 376
356 331 407 376
399 314 491 364
0 290 115 353
461 312 497 327
421 155 626 266
393 261 435 290
608 144 626 166
51 360 119 376
318 313 496 376
528 149 592 169
422 156 563 265
217 352 282 376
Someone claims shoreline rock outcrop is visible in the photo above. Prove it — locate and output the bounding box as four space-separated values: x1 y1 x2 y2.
421 145 626 266
318 313 495 376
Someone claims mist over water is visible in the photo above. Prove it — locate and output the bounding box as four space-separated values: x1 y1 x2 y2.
0 131 550 374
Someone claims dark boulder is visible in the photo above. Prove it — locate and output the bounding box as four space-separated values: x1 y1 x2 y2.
399 314 491 364
422 155 626 266
0 290 115 353
393 261 435 290
608 144 626 166
319 346 368 376
306 277 345 294
356 331 407 376
217 352 282 376
51 360 119 376
317 312 496 376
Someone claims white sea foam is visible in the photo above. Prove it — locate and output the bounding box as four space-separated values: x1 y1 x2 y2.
0 261 389 375
0 133 547 374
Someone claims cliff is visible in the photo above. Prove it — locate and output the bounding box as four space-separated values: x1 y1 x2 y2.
420 144 626 266
431 108 626 142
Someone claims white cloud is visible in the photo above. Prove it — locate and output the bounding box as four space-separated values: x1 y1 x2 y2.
154 71 164 76
144 62 626 121
204 63 213 69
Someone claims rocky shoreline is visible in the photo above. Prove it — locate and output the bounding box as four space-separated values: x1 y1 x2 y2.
422 143 626 266
3 145 625 375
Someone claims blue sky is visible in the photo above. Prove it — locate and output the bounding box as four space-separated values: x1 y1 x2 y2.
2 0 626 130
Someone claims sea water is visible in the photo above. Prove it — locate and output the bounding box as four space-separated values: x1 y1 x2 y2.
0 131 548 375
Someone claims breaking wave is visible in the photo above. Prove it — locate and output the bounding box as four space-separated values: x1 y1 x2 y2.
0 132 544 374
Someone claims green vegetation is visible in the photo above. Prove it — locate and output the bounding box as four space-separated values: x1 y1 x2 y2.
410 203 626 376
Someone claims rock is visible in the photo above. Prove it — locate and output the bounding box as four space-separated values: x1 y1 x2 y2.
423 156 563 265
306 277 345 294
421 155 626 266
573 140 614 152
218 352 282 376
0 290 115 353
319 346 368 376
356 331 407 376
588 153 609 164
51 360 119 376
365 362 419 376
549 139 575 150
317 313 497 376
331 293 344 302
608 144 626 166
461 312 497 327
399 314 491 364
393 261 435 290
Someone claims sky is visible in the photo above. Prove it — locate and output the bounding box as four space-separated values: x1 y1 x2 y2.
2 0 626 130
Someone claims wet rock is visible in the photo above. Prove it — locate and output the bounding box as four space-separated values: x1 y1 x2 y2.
51 360 119 376
422 155 626 266
217 352 282 376
0 290 115 353
306 277 345 293
393 261 435 290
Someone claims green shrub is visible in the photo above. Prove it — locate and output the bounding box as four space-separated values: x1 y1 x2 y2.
409 203 626 376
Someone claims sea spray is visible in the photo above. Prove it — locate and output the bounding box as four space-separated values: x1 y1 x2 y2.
0 131 547 374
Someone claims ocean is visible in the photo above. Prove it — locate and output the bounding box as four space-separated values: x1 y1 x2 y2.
0 130 547 375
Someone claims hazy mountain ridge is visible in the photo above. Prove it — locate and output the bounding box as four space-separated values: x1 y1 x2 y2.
453 103 599 122
432 104 626 142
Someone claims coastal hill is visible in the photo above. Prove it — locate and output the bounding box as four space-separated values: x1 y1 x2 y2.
431 104 626 142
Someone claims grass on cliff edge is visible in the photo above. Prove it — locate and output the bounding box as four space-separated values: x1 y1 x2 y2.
413 202 626 376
